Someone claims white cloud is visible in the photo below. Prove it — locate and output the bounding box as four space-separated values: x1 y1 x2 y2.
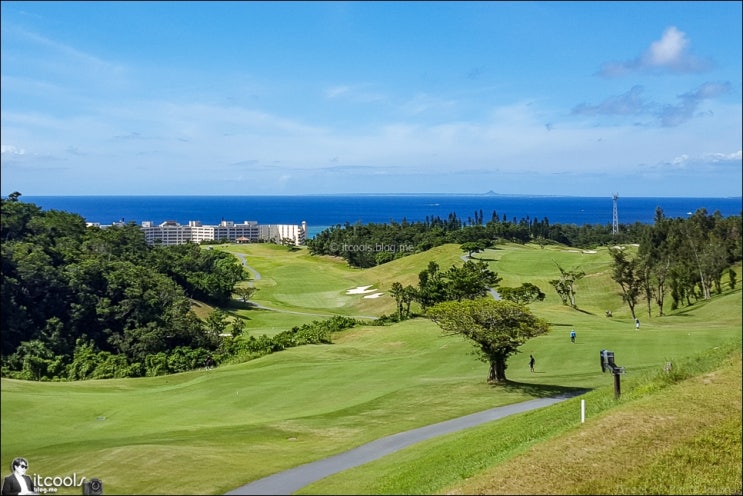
671 154 689 167
1 145 26 155
656 150 742 171
644 26 688 67
703 150 742 163
598 26 712 77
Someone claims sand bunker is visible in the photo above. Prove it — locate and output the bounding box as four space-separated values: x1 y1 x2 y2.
347 286 384 298
346 285 377 295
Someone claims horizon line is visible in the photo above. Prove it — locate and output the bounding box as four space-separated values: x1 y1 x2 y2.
11 192 743 200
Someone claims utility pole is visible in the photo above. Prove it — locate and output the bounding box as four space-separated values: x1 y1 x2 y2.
612 194 619 235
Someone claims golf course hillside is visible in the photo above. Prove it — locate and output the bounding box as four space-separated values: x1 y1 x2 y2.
1 242 741 495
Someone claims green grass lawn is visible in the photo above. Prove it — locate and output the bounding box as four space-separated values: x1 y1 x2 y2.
217 243 394 317
300 338 742 495
1 242 740 495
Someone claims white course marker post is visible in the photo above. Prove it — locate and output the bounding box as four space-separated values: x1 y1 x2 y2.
581 399 585 423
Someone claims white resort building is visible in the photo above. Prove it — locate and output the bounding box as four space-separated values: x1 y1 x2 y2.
96 219 307 246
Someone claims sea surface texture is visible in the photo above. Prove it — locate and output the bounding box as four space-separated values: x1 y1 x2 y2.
22 195 742 239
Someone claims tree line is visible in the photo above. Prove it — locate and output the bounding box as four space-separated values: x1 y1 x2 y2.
307 212 651 268
1 193 247 380
310 205 741 320
610 207 741 319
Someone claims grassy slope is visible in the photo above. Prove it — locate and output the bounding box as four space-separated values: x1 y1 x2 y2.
1 243 740 495
454 349 742 495
214 243 465 335
300 339 742 495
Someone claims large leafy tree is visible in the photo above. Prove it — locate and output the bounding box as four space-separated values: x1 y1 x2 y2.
638 208 672 316
460 241 487 258
428 298 550 383
390 282 406 319
415 259 501 309
389 282 420 320
609 247 643 319
401 284 417 318
82 221 150 264
149 243 245 304
234 285 258 303
416 261 449 309
498 283 546 305
444 259 502 302
1 192 41 241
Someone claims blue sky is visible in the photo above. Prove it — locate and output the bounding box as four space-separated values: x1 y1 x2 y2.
1 1 741 197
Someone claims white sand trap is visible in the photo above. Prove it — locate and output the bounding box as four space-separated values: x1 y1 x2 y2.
582 250 597 254
346 285 376 294
363 292 384 299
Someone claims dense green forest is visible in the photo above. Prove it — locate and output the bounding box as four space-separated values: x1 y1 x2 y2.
307 211 653 268
1 193 247 380
2 193 740 381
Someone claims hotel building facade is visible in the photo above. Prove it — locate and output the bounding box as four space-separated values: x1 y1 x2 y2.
133 219 307 246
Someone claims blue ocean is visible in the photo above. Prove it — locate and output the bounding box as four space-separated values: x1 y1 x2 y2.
20 195 743 239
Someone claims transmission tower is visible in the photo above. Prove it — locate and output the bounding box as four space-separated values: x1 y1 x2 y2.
612 193 619 235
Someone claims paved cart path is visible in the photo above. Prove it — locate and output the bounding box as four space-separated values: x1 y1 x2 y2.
228 251 262 281
226 391 583 495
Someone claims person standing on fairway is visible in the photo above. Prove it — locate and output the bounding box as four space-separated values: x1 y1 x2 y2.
635 318 640 331
570 329 576 343
529 354 535 373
